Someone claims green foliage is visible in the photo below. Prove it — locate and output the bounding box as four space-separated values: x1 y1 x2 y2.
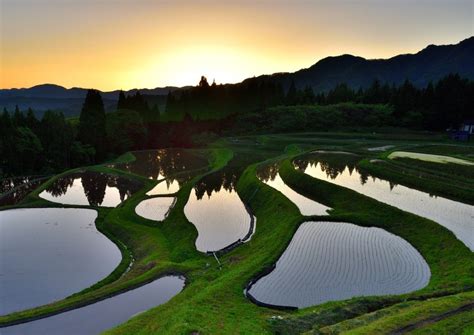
106 109 147 154
78 89 106 160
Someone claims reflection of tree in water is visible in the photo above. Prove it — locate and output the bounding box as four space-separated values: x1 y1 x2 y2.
256 162 281 183
193 156 253 200
81 172 107 206
45 171 142 206
293 154 361 180
116 149 208 185
45 175 75 197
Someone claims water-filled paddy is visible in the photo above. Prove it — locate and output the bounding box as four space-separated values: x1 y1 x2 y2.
135 197 176 221
0 176 47 206
184 167 252 252
113 149 209 196
294 153 474 250
0 208 121 315
247 221 430 308
39 171 142 207
388 151 474 165
1 275 185 335
257 164 330 216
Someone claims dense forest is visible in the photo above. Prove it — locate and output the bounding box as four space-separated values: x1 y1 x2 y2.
1 73 473 176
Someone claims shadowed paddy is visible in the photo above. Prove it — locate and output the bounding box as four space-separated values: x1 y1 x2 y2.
247 221 430 308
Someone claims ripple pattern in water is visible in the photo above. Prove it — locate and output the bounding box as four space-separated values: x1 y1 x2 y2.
261 173 330 216
1 276 185 335
0 208 121 315
248 221 430 308
300 160 474 250
135 197 176 221
184 189 252 252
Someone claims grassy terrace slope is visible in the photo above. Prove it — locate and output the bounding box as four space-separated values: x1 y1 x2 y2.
1 132 473 334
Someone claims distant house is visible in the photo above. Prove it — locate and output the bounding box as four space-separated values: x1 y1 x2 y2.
451 119 474 141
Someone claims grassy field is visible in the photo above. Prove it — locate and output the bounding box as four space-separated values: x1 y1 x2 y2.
0 132 473 334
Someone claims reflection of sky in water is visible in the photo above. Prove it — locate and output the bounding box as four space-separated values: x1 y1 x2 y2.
184 188 251 252
135 197 176 221
2 276 185 335
0 208 121 315
301 162 474 251
40 178 126 207
146 178 180 196
248 221 430 308
261 173 330 216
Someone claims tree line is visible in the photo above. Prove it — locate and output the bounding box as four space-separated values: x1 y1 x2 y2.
165 74 474 130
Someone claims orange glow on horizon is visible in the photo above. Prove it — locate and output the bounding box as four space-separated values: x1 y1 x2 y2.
1 0 472 91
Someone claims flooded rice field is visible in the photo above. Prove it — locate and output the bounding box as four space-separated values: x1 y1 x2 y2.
388 151 474 165
257 163 330 216
135 197 176 221
294 153 474 250
113 149 209 196
0 176 48 206
184 164 253 253
39 171 142 207
0 208 121 315
247 221 430 308
1 275 185 335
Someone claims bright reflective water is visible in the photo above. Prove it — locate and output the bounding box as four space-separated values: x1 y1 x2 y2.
39 171 142 207
184 164 252 253
0 208 121 315
257 163 330 216
135 197 176 221
1 276 185 335
113 149 209 196
294 153 474 251
247 221 430 308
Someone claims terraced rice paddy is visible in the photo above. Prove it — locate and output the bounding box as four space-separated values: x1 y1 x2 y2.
295 154 474 250
184 187 252 253
388 151 474 165
0 208 121 314
146 179 180 196
39 171 142 207
258 173 330 216
1 276 185 335
135 197 176 221
247 221 430 308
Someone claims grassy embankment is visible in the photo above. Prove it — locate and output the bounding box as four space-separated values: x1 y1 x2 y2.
1 133 473 334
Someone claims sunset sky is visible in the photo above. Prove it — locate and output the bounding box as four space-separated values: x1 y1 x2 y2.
1 0 473 91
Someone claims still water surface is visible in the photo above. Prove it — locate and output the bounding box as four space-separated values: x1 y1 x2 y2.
294 153 474 250
39 171 142 207
1 276 185 335
0 208 121 315
184 164 252 252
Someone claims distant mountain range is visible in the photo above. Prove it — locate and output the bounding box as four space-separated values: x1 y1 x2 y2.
0 85 181 117
1 36 473 117
247 36 474 92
